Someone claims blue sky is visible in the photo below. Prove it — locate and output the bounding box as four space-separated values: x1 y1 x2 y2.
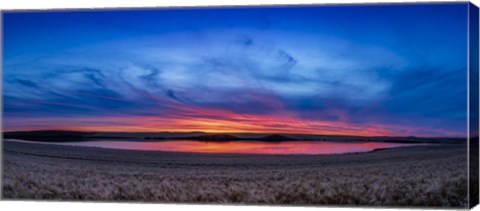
2 3 470 137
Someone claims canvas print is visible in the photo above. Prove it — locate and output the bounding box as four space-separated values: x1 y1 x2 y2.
2 2 479 208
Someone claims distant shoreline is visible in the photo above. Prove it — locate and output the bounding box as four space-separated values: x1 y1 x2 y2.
3 130 468 144
3 138 436 156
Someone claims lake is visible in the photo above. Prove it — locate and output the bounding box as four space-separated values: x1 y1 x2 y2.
6 139 423 155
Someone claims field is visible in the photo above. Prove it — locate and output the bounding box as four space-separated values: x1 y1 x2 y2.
2 141 468 208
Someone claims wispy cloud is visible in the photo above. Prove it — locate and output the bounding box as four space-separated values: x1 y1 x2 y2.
3 5 468 137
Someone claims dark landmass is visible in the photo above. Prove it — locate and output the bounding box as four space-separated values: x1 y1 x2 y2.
259 134 297 141
3 130 96 142
3 130 466 144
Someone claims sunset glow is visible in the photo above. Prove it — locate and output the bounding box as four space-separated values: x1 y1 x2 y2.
10 139 423 155
3 4 468 137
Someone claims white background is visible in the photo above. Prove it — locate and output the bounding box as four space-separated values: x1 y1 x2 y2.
0 0 479 211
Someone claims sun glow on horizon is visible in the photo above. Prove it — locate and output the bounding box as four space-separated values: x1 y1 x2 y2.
3 105 464 137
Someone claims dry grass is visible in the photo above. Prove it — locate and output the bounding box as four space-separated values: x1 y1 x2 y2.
2 141 468 208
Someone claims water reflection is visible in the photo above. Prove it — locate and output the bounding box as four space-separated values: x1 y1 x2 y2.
12 139 422 155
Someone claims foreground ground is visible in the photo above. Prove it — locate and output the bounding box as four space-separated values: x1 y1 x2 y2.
2 141 468 207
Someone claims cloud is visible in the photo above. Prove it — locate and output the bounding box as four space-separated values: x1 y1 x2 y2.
2 28 467 137
15 79 39 88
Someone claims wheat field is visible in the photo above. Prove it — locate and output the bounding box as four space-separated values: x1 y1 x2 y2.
2 141 468 208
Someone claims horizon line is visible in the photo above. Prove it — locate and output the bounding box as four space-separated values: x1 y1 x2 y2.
2 129 469 139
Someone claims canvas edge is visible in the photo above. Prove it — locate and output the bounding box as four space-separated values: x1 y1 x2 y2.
0 1 471 13
469 1 480 209
0 9 4 200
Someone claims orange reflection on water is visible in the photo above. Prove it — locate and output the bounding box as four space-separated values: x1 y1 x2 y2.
61 140 419 155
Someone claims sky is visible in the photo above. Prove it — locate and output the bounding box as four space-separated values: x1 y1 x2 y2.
2 3 469 137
